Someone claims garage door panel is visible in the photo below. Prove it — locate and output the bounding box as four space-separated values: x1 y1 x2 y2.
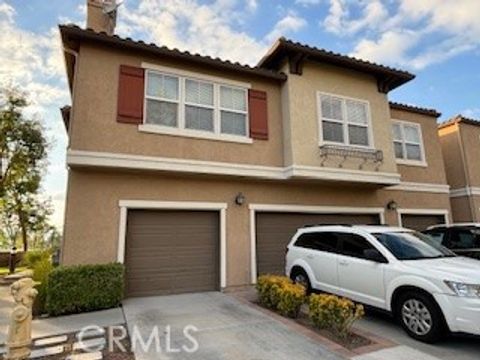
125 210 219 297
401 214 446 231
256 212 380 276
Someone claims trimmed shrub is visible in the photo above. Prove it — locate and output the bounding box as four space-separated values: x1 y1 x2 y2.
256 275 306 318
256 275 290 309
46 263 124 316
32 258 54 315
309 294 364 339
277 282 306 318
21 250 51 268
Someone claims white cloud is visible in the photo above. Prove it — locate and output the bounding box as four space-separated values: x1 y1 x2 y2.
246 0 257 12
119 0 307 65
295 0 322 6
118 0 269 65
323 0 388 36
265 12 307 43
340 0 480 69
463 108 480 119
351 30 419 65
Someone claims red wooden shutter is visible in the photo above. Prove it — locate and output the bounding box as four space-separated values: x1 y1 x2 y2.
117 65 145 124
248 89 268 140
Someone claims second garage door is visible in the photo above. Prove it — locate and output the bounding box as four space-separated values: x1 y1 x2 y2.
255 212 381 276
125 210 219 297
400 214 446 231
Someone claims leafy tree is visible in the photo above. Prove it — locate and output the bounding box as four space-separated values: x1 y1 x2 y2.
0 88 49 251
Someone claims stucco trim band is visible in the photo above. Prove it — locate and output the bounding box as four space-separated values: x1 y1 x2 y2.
450 187 480 198
67 150 401 185
248 203 386 284
117 200 228 289
387 182 450 194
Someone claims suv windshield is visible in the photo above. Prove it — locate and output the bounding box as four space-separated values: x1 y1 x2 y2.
373 231 456 260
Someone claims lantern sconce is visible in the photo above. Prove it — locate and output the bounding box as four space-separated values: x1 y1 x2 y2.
235 192 246 206
386 200 398 211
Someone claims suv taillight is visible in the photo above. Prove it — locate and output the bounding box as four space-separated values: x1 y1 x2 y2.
285 246 289 255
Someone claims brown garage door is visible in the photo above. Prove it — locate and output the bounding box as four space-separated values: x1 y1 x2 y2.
125 210 219 297
256 212 381 276
401 214 446 232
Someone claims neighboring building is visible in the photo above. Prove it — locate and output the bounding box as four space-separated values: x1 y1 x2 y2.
60 0 451 297
438 115 480 222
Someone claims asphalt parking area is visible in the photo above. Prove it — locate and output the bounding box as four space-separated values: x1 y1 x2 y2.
356 308 480 360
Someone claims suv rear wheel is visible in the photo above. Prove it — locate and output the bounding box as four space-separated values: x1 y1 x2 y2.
290 268 311 294
395 291 446 343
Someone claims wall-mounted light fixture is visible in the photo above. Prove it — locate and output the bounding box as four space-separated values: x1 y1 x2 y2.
386 200 398 211
235 192 246 206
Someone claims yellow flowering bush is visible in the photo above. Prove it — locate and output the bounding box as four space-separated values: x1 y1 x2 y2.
277 282 306 318
256 275 306 317
256 275 289 309
309 294 365 339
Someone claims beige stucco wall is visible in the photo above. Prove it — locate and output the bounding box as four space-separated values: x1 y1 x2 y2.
472 195 480 222
280 61 398 174
459 123 480 187
438 124 468 189
63 169 451 287
390 109 447 185
69 43 285 167
450 196 477 222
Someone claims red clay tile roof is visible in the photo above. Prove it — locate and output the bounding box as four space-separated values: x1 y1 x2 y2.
59 24 287 82
389 102 441 118
258 37 415 92
438 115 480 129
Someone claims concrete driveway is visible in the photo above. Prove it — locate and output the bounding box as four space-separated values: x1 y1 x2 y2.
356 309 480 360
122 292 345 360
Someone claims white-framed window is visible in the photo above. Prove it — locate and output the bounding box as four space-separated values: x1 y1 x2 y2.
143 69 249 141
318 93 373 148
392 120 426 165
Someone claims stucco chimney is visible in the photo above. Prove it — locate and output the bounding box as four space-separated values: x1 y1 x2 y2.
86 0 117 35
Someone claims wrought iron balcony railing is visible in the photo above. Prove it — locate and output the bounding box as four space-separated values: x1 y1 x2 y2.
319 144 383 170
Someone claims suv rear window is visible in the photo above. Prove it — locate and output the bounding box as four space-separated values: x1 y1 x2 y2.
450 228 480 249
294 232 339 253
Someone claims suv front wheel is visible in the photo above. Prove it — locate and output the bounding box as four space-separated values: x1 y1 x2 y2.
395 291 446 343
290 268 311 294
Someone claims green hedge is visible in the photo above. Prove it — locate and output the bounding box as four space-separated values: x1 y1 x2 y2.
46 263 124 316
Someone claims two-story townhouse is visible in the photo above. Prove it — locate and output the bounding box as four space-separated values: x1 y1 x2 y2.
60 0 451 297
438 115 480 222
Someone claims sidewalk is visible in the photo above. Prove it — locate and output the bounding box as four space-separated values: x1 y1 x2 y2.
1 309 124 343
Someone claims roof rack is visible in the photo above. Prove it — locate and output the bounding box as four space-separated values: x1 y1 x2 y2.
302 223 388 228
302 224 353 228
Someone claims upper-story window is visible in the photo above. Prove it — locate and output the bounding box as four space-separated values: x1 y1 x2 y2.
144 69 249 139
392 120 426 165
318 93 372 148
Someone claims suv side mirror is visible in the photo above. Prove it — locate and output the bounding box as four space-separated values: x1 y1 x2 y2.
363 249 388 263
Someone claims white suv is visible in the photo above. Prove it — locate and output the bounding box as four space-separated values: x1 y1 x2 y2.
285 225 480 342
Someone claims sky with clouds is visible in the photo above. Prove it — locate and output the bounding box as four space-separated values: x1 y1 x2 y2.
1 0 479 229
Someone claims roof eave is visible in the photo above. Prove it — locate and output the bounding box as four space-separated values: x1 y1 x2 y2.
59 25 287 82
389 102 441 118
439 115 480 129
258 38 415 93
